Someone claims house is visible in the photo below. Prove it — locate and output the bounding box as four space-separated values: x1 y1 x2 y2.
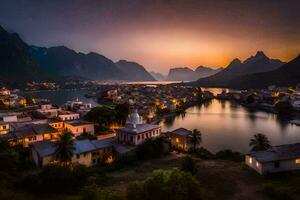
30 138 114 167
246 143 300 174
0 123 60 147
169 128 192 151
3 115 18 122
37 104 60 118
116 109 161 145
64 120 95 137
0 121 10 135
58 111 80 121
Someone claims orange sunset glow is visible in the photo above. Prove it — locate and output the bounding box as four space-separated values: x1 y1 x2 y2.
0 0 299 73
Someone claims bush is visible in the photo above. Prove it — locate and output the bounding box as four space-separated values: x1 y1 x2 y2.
215 149 244 162
180 156 197 175
136 138 166 160
127 168 203 200
19 165 88 194
275 101 294 115
258 183 293 200
192 147 214 159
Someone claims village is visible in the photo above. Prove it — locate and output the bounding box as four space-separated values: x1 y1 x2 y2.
1 85 300 199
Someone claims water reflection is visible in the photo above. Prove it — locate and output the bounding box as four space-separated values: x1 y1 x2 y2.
160 99 300 153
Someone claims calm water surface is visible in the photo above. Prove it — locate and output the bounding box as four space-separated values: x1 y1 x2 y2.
19 87 300 153
19 89 99 106
160 99 300 153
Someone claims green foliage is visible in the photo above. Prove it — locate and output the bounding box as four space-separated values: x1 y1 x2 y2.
55 131 75 165
136 138 166 160
215 149 244 162
81 186 122 200
246 94 256 104
258 183 293 200
275 101 294 115
85 106 116 130
19 165 88 194
0 100 7 110
188 129 202 153
192 147 214 159
249 133 271 152
180 156 197 175
126 168 203 200
115 103 130 124
0 138 10 152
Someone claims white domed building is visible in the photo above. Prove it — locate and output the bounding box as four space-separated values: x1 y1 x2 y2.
117 109 161 145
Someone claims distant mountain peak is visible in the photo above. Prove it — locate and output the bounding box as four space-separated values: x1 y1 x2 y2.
228 58 242 66
254 51 268 59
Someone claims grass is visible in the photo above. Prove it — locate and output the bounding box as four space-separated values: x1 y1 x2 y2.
2 153 300 200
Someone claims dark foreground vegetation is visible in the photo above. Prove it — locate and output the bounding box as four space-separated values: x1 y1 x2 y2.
1 137 300 200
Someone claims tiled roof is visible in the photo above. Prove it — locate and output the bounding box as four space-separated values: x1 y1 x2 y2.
248 143 300 163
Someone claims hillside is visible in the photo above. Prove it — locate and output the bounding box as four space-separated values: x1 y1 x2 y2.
195 51 284 87
227 55 300 89
166 66 221 81
115 60 155 81
0 26 51 86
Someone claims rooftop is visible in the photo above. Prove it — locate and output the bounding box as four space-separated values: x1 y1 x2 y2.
65 120 93 126
248 143 300 163
32 138 114 158
171 128 192 136
118 123 160 135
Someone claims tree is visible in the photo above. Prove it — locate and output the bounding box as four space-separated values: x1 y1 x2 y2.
188 129 202 153
180 156 197 175
127 168 203 200
115 103 130 125
136 138 165 160
0 100 7 110
84 106 116 130
275 101 294 115
249 133 271 152
55 131 75 166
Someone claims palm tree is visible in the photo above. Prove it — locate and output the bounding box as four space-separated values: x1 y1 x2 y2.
188 129 202 152
249 133 271 152
55 131 75 166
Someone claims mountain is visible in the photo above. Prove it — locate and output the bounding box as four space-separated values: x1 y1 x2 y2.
195 51 284 87
195 66 223 79
0 26 50 86
227 55 300 89
29 46 125 80
150 72 166 81
166 67 194 81
115 60 155 81
166 66 222 81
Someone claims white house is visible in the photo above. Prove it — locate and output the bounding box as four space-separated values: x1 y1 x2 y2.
246 143 300 174
64 120 95 137
58 111 80 121
117 109 161 145
37 104 60 118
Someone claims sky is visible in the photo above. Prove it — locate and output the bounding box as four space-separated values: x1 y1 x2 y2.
0 0 299 74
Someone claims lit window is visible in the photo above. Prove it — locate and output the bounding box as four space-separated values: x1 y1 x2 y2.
176 138 179 143
256 162 259 167
296 159 300 164
249 157 252 164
